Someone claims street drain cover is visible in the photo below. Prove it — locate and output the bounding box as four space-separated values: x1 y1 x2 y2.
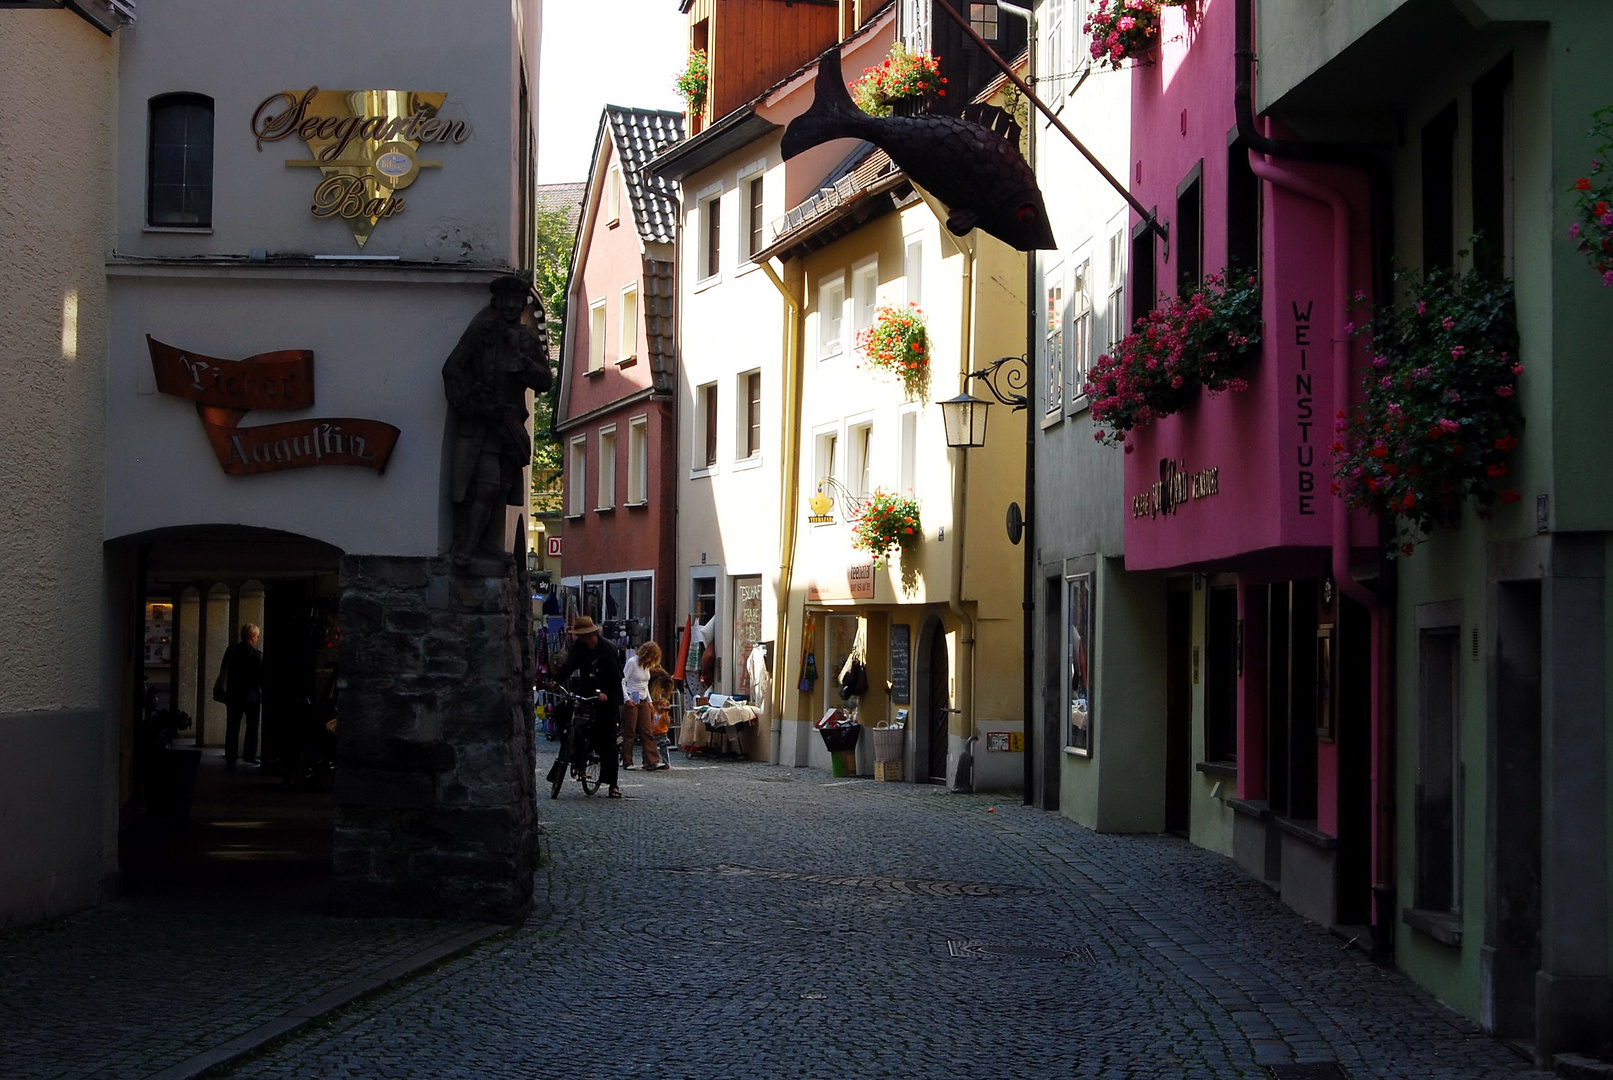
662 865 1048 897
947 940 1097 962
1266 1066 1348 1079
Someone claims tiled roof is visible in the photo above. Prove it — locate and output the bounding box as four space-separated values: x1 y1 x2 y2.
604 106 684 244
536 181 586 236
642 257 676 392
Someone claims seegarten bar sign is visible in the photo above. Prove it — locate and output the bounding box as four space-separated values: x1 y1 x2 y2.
251 87 474 247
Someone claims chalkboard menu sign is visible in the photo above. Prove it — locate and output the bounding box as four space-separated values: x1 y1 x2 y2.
889 624 911 704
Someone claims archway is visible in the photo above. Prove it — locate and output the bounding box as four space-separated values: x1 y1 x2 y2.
113 525 344 912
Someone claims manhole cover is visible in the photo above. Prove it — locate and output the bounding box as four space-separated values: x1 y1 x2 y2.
947 940 1097 962
1266 1066 1347 1079
663 865 1048 897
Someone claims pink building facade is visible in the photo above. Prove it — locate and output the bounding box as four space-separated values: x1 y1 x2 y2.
1118 0 1384 934
556 107 684 649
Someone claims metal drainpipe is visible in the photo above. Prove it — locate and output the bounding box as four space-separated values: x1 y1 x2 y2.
947 240 978 789
759 259 803 766
1236 0 1396 959
997 0 1038 809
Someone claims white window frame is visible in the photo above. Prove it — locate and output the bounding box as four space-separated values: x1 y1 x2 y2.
693 381 719 476
847 415 875 500
898 405 919 496
737 159 766 265
851 257 879 355
596 424 617 510
567 435 587 517
1069 251 1093 411
1043 259 1064 415
588 299 606 373
1106 222 1128 352
817 272 847 360
696 182 723 284
901 0 931 53
619 283 639 363
903 234 923 308
811 422 840 525
735 368 762 465
607 164 622 225
627 414 649 505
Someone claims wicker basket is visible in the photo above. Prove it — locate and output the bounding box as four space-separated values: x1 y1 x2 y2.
871 726 905 763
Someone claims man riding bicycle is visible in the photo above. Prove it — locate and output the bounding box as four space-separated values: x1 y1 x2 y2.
548 616 624 797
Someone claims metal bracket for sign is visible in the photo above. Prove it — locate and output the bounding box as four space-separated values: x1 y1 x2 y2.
813 475 866 522
969 354 1030 411
933 0 1169 255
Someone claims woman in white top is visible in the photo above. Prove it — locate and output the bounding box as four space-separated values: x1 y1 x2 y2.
620 641 666 770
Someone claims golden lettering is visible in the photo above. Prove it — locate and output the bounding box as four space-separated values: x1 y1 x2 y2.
250 88 316 150
314 116 340 141
417 117 444 142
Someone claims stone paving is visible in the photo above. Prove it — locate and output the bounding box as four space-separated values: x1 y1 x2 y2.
210 751 1537 1080
0 905 491 1080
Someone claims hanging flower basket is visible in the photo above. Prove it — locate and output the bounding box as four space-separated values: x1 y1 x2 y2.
1569 105 1613 286
856 303 931 400
1331 264 1523 556
1084 0 1167 70
850 489 922 567
675 49 709 113
851 43 946 117
1085 269 1261 448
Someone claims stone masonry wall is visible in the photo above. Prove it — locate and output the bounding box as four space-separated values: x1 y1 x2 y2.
332 556 535 922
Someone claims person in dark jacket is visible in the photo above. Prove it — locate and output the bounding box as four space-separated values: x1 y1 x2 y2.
548 617 625 796
221 623 265 767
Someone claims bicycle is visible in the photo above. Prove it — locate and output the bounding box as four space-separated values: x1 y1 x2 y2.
547 687 607 799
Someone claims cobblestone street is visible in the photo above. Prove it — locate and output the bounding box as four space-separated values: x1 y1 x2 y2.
213 750 1533 1080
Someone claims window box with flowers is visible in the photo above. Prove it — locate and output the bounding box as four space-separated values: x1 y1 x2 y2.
856 302 931 401
675 49 709 114
1332 265 1523 557
1083 0 1187 70
851 489 922 568
851 43 946 117
1085 269 1261 448
1569 105 1613 286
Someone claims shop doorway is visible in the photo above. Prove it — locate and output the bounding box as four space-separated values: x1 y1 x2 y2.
116 526 343 913
1164 586 1192 834
912 616 950 784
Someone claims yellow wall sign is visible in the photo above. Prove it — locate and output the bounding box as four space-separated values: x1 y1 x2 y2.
250 87 473 247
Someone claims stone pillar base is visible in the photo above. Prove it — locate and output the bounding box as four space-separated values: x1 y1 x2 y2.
332 555 535 923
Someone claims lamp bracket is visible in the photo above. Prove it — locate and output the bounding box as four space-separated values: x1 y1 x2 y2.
969 355 1030 411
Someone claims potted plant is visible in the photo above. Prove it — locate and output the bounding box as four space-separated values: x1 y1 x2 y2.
1084 0 1168 70
856 303 931 400
675 49 710 114
1086 269 1261 448
1331 263 1523 556
1569 105 1613 286
850 488 922 568
851 43 946 117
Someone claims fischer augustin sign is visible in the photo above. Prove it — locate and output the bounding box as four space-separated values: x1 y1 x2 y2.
148 336 400 475
250 87 473 247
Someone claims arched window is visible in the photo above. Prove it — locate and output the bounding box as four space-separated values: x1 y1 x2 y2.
148 93 214 227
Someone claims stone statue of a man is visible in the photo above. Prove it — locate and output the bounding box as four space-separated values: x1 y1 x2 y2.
443 276 552 566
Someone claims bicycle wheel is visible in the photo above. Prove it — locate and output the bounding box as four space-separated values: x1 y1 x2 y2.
580 748 603 796
550 723 574 800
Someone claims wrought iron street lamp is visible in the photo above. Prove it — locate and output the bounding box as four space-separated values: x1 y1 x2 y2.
939 392 992 449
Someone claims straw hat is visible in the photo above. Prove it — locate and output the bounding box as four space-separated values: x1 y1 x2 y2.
569 616 601 636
